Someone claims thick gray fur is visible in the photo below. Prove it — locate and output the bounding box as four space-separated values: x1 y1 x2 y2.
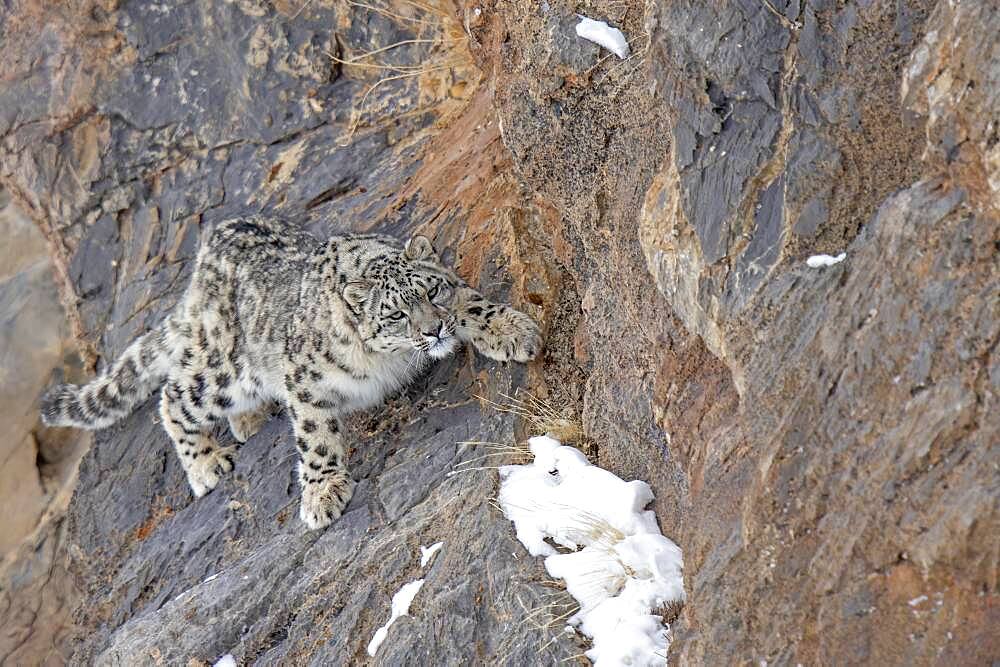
41 217 542 528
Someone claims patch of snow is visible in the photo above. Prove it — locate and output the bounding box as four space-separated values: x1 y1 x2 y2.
908 595 928 607
499 435 685 666
203 573 220 583
213 655 237 667
806 252 846 268
420 542 444 568
575 15 631 59
366 579 425 657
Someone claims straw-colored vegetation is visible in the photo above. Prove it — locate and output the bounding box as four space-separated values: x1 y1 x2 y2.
330 0 479 144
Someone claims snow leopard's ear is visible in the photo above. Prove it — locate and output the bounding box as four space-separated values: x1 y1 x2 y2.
342 280 374 314
404 235 437 262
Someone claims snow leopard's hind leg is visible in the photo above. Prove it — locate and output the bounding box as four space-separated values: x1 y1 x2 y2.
159 371 236 498
161 247 251 497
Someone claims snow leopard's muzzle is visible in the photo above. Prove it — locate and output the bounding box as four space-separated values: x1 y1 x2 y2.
411 316 458 359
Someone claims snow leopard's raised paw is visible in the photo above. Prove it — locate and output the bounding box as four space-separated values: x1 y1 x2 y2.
481 307 542 363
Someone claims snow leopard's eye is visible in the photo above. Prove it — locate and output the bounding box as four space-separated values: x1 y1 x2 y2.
388 311 407 321
428 282 451 302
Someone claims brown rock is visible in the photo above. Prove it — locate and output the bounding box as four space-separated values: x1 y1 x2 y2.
902 0 1000 220
0 190 86 667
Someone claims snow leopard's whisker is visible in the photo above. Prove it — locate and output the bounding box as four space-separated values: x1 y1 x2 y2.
403 350 424 376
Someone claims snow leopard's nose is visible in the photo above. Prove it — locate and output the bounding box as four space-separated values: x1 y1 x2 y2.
421 322 447 340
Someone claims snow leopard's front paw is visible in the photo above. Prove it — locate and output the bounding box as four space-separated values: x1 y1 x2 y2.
477 307 542 363
299 470 356 530
184 440 236 497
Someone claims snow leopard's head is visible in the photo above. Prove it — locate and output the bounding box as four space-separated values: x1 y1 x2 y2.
343 235 460 359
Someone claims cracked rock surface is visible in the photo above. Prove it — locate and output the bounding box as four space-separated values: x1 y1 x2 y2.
0 0 996 664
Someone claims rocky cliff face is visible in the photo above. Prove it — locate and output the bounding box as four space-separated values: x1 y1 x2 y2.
0 0 996 664
0 189 88 665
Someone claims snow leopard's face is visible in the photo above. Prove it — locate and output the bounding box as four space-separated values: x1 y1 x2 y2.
343 237 460 359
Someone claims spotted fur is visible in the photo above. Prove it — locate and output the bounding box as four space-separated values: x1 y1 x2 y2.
41 217 542 528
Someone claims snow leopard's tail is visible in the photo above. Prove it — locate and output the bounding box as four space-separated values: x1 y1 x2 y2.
41 317 177 429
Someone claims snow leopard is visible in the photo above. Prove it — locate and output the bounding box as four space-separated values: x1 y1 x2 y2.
41 216 542 529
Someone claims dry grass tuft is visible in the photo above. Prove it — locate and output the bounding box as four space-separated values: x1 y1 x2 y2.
493 590 583 663
329 0 478 145
653 598 684 626
449 390 588 476
475 389 585 445
497 498 626 552
446 440 532 477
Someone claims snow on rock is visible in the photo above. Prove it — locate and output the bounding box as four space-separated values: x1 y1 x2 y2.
213 655 237 667
366 579 425 657
498 435 685 666
575 15 631 59
806 252 847 268
420 542 443 568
